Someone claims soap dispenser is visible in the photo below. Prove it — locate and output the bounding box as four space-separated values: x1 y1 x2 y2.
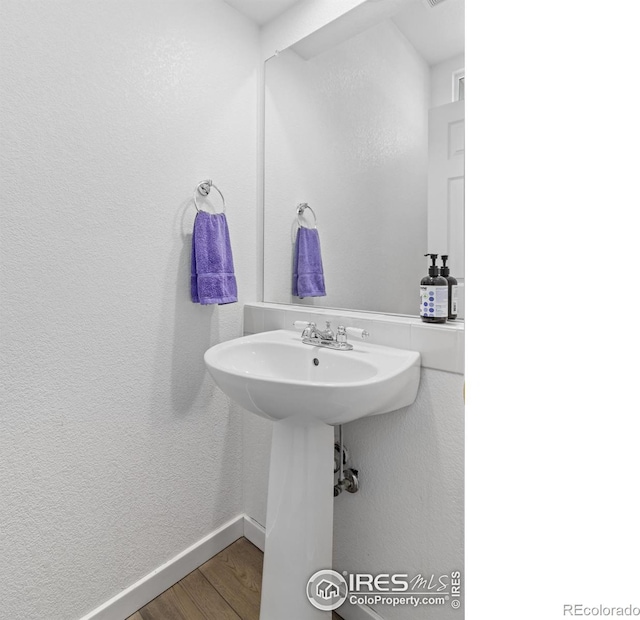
420 254 448 323
440 255 458 320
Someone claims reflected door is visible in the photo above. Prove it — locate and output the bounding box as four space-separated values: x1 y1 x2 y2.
427 100 465 316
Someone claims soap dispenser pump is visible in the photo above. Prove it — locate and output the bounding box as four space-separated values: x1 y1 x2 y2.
420 253 448 323
440 255 458 320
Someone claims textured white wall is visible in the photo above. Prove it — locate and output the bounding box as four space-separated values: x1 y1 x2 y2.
0 2 258 619
333 368 464 620
263 20 430 315
430 53 465 109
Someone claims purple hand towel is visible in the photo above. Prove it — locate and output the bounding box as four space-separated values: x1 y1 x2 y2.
191 211 237 305
292 226 326 298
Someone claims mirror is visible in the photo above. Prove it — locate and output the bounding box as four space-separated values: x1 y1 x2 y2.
263 0 464 317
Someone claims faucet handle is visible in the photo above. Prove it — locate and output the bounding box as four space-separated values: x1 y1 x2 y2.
293 320 315 338
336 325 370 344
293 320 314 330
336 325 348 345
345 326 370 340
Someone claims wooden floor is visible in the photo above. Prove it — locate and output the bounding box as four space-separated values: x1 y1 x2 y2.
128 537 343 620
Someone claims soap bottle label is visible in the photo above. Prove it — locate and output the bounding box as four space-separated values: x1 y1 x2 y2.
451 285 459 314
420 285 448 318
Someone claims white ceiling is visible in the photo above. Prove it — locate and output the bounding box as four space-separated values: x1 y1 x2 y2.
224 0 464 66
393 0 464 65
224 0 301 26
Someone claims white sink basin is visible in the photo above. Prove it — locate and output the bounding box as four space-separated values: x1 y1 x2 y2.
204 329 420 425
204 328 421 619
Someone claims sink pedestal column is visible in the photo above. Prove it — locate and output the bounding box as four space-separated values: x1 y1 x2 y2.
259 417 334 620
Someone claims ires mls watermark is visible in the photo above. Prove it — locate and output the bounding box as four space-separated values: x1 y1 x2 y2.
306 569 462 611
306 570 349 611
564 604 640 616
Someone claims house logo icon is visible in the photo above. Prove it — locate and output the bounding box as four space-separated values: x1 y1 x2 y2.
316 579 340 600
306 569 348 611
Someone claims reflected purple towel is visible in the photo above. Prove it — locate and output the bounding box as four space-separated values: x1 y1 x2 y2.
292 226 326 298
191 211 237 305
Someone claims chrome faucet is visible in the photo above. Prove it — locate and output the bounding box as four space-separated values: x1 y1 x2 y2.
293 321 369 351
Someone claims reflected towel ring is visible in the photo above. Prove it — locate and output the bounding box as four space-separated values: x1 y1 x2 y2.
193 180 226 214
296 203 317 229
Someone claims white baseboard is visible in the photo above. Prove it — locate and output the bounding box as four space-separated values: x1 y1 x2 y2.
79 513 384 620
243 514 266 551
78 515 244 620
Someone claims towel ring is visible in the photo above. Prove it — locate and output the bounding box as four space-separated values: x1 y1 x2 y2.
193 180 226 214
296 203 317 229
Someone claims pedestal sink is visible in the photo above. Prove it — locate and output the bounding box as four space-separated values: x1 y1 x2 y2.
204 329 420 619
